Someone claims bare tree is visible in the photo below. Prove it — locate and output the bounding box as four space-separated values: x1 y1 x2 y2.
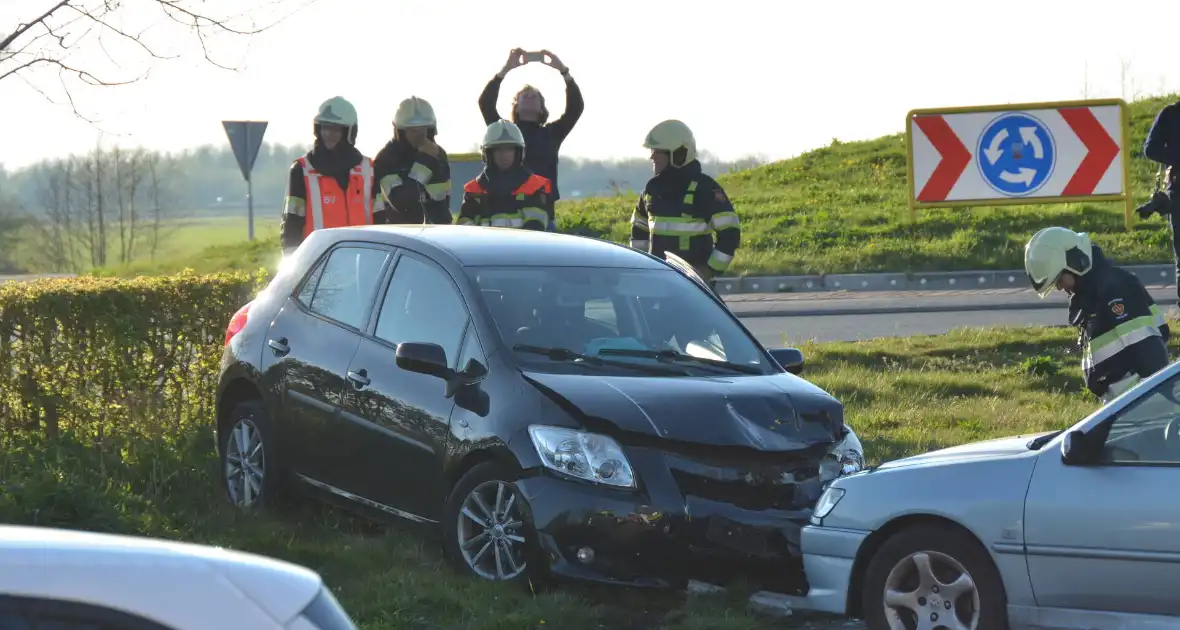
1 0 317 121
30 157 79 273
144 151 180 260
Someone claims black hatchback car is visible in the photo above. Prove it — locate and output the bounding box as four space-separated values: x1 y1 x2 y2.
214 225 864 592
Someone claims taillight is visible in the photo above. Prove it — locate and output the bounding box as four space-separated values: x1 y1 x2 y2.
225 302 252 346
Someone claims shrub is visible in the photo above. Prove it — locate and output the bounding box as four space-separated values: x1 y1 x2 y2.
0 270 266 446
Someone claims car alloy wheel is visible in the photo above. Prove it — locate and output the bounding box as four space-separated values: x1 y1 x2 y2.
224 417 266 508
882 550 979 630
457 479 529 581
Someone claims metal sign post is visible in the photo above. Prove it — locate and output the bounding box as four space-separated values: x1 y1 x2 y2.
222 120 269 241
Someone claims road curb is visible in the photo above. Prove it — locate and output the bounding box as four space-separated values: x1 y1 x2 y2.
714 264 1177 295
727 295 1180 318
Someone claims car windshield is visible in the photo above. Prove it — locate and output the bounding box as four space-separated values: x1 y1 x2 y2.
466 265 775 376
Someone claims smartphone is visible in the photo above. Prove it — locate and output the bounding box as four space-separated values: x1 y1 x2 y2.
523 51 548 64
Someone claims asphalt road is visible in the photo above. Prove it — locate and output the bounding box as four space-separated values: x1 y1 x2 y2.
739 308 1068 346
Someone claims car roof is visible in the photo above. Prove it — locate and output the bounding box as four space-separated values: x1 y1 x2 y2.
0 525 323 629
316 225 672 270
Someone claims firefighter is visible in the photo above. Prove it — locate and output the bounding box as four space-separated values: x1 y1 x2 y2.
372 96 453 225
1025 226 1171 403
630 119 741 291
455 119 552 230
281 96 381 255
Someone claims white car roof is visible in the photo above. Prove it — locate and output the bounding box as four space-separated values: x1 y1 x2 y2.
0 525 325 629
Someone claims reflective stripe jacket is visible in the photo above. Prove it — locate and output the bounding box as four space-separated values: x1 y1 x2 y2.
456 172 552 230
372 139 452 225
629 159 741 274
1070 247 1171 398
280 152 377 253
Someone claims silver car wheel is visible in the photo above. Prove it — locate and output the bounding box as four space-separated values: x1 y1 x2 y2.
882 550 980 630
457 480 528 581
224 418 265 507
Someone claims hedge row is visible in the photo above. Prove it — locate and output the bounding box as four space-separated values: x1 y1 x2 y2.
0 270 268 446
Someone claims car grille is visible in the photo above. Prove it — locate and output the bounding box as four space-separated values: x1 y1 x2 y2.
664 448 827 513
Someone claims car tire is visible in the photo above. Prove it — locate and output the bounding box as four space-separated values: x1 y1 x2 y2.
218 399 284 511
442 460 544 588
861 524 1007 630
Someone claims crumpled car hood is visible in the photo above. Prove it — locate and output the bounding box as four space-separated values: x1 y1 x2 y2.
521 371 845 451
874 432 1050 471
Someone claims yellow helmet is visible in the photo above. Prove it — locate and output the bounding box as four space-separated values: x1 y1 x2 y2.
643 119 697 168
1024 226 1094 298
482 119 526 149
314 96 358 144
394 96 436 129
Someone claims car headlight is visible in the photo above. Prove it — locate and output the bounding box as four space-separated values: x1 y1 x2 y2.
811 487 845 525
820 427 864 484
528 426 637 488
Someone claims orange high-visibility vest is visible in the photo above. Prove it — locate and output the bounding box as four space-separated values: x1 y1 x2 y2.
298 155 375 237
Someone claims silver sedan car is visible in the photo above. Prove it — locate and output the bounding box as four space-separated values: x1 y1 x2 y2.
796 360 1180 630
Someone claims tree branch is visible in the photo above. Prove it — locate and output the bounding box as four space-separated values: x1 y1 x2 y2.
0 0 72 53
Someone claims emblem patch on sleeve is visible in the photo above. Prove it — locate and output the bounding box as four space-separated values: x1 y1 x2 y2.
1110 299 1127 319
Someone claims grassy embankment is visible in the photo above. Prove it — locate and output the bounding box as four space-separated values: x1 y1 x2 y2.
3 325 1140 630
75 93 1180 279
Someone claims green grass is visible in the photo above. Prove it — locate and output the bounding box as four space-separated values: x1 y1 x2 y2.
2 324 1147 629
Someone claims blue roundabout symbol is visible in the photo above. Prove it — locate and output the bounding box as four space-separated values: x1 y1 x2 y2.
976 112 1056 196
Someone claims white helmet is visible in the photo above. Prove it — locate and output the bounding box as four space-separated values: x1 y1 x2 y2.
1024 226 1094 298
643 119 697 168
394 96 436 129
314 96 358 145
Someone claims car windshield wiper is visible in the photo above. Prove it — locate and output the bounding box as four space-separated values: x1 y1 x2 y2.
595 348 762 374
512 345 687 375
1026 430 1065 450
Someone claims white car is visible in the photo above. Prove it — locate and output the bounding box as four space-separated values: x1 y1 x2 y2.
0 525 357 629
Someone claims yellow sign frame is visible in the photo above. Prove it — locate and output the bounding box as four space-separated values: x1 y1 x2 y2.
904 98 1134 230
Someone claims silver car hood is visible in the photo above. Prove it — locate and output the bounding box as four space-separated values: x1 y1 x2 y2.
873 432 1053 471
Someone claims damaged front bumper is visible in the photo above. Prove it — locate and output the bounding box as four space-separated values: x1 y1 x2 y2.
512 442 846 593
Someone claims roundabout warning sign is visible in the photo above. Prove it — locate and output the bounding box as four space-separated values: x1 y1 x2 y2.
977 112 1055 195
905 98 1132 227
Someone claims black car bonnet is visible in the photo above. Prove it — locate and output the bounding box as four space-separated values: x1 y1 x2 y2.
521 371 845 451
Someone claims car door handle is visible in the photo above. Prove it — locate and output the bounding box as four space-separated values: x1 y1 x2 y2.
347 369 370 389
268 338 290 356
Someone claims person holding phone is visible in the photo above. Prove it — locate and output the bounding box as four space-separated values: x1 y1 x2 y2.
478 48 583 232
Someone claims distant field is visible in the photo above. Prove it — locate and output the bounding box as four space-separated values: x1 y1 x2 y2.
12 213 272 276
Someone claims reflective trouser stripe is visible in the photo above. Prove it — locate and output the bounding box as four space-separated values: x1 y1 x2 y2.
1101 374 1141 403
708 248 733 273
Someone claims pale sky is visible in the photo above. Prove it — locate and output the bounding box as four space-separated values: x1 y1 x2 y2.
3 0 1179 170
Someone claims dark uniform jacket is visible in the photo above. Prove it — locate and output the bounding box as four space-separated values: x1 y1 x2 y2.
478 74 583 205
1145 101 1180 198
456 166 552 231
280 141 384 253
1069 245 1171 397
629 159 741 275
372 139 452 225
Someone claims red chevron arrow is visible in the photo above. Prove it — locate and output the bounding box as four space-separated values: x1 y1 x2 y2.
914 115 971 202
1059 107 1119 196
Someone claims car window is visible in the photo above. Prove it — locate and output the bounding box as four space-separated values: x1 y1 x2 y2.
456 325 486 372
467 265 772 375
296 256 327 306
0 595 177 629
306 246 391 329
584 297 618 333
376 255 470 367
1102 372 1180 464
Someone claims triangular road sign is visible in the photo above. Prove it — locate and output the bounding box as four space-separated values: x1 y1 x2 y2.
222 121 268 182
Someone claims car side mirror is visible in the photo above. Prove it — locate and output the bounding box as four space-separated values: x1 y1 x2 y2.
396 342 452 380
1061 429 1097 466
769 347 805 375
